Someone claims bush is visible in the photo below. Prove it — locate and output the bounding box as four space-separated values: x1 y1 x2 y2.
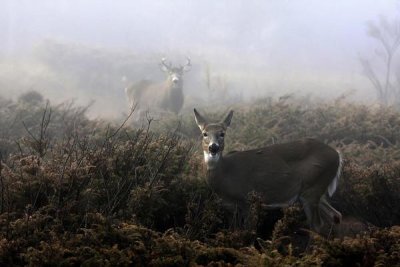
0 94 399 266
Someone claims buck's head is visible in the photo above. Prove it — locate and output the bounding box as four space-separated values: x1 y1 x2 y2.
194 108 233 170
160 57 191 87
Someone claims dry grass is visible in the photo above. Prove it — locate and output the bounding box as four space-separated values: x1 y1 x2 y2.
0 92 399 266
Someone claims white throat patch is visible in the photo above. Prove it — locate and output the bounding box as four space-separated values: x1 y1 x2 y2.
203 151 220 170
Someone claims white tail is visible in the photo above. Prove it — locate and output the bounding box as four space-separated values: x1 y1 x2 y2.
328 151 342 197
194 108 342 234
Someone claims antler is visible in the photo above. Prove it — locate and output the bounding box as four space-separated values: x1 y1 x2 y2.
160 58 172 71
181 57 191 71
185 57 191 67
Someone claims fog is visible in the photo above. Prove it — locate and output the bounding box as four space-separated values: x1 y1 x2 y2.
1 0 399 118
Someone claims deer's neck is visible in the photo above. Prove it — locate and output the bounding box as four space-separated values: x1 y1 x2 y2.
204 151 223 171
168 80 183 90
205 156 235 200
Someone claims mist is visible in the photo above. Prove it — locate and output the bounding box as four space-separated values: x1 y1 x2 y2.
1 0 399 118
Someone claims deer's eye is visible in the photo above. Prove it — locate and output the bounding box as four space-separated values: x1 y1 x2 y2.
220 133 225 138
203 132 208 137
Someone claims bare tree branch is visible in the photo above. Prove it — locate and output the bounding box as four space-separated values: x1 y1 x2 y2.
361 14 400 105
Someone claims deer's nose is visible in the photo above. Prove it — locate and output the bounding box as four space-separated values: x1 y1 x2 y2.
209 143 220 154
172 77 179 83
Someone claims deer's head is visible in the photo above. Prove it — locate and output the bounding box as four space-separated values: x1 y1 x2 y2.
160 57 191 87
194 108 233 169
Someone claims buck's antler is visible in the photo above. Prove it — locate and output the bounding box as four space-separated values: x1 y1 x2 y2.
160 58 172 71
181 57 191 71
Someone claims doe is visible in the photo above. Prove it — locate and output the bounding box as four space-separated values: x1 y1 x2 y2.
194 108 342 234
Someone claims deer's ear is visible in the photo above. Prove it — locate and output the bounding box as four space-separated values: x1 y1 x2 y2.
194 108 207 131
221 110 233 129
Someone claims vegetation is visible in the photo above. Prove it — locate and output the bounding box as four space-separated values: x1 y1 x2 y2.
360 13 400 105
0 92 399 266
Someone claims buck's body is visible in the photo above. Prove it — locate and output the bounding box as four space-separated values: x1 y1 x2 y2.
125 58 190 120
125 79 184 115
207 138 340 209
194 109 342 235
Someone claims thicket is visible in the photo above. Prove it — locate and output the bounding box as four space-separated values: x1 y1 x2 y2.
0 92 399 266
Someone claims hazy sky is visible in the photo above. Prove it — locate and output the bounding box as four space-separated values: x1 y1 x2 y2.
1 0 400 115
2 1 398 55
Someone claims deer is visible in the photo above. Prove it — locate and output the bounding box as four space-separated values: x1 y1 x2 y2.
193 108 343 235
125 58 191 120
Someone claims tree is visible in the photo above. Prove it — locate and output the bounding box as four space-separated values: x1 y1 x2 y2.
18 90 44 106
360 15 400 105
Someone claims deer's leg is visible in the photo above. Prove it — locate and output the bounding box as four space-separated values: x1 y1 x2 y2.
228 202 249 230
319 195 342 225
318 196 342 238
300 163 341 234
299 195 323 233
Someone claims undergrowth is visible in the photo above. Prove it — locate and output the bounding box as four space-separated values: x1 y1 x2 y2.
0 92 399 266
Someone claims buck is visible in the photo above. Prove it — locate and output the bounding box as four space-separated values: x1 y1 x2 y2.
194 108 342 234
125 58 191 119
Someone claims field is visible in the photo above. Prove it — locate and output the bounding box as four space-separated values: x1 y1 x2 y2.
0 92 399 266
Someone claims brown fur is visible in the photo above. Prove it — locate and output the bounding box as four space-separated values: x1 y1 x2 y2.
194 109 342 235
126 78 183 115
125 59 190 119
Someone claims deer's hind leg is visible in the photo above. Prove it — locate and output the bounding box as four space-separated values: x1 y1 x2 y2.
319 195 342 225
300 193 342 235
299 195 323 233
299 161 340 234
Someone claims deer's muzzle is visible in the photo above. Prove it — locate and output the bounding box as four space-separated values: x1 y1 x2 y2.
209 143 220 155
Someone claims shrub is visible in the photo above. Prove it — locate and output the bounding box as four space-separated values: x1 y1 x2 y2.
0 94 399 266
